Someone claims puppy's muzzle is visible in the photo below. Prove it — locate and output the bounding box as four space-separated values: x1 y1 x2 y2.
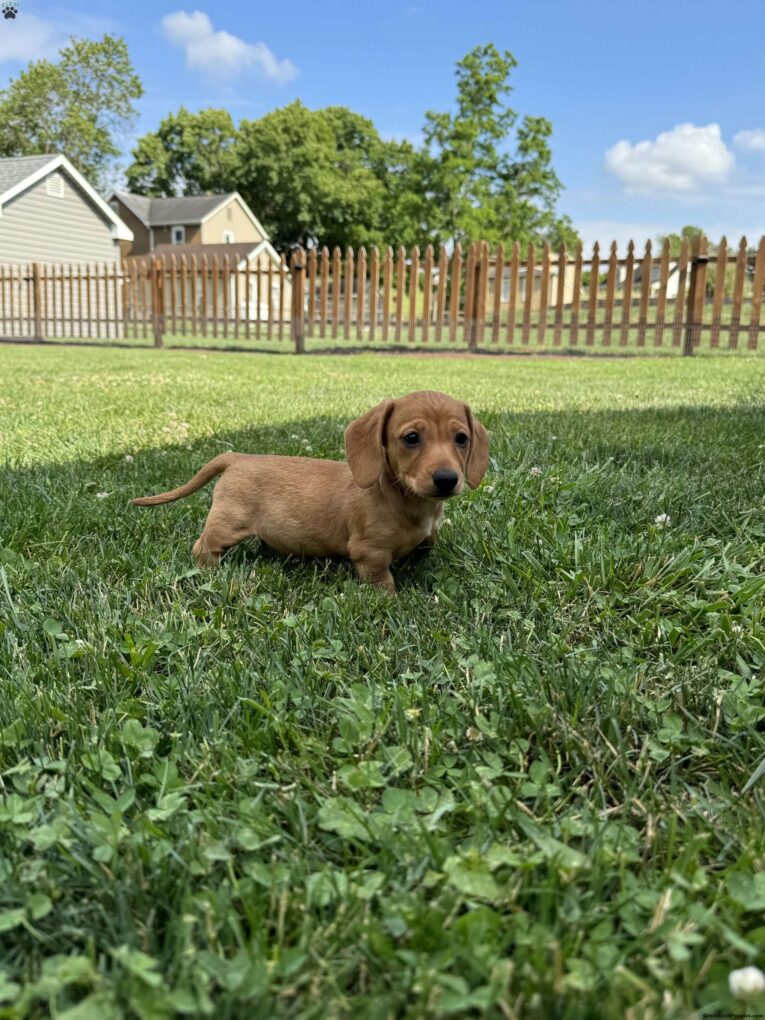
432 469 459 498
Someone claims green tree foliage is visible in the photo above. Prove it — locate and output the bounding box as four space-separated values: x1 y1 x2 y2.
420 45 578 250
0 35 142 187
233 101 388 251
656 225 705 258
126 108 237 196
125 44 576 251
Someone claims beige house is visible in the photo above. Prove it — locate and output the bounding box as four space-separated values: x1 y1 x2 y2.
126 239 290 323
109 191 268 259
0 154 132 266
488 260 580 311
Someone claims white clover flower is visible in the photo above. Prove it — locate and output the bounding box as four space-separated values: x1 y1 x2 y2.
95 491 110 499
291 434 300 440
731 624 743 635
484 484 495 494
654 513 671 527
124 454 134 463
530 466 542 477
729 966 765 998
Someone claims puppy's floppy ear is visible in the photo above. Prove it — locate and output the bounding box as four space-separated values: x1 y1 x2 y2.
464 404 490 488
344 399 394 488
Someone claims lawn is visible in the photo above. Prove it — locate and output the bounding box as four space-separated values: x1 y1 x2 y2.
1 345 764 1019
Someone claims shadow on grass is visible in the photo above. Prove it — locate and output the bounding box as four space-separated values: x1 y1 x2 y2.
2 398 763 600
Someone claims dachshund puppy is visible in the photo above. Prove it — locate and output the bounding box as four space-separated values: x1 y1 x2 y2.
131 390 489 594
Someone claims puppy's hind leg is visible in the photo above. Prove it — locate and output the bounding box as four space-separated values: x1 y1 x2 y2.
193 507 256 567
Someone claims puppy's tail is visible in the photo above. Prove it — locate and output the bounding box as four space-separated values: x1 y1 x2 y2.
130 453 234 507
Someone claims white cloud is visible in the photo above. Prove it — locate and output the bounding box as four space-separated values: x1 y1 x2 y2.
0 14 66 62
161 11 298 84
0 13 121 64
605 123 734 194
733 129 765 152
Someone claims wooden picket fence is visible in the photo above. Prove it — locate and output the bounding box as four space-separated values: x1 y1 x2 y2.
1 235 765 354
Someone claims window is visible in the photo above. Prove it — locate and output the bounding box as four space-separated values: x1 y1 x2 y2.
223 230 235 244
171 226 185 244
46 173 64 198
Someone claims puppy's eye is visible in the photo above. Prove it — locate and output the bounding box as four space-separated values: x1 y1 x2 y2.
455 432 470 447
402 432 420 447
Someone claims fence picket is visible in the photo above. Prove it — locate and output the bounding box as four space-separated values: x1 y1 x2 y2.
672 239 689 347
603 242 617 346
422 244 433 343
395 247 405 343
435 245 447 343
570 243 583 347
491 243 504 344
449 242 462 344
654 239 670 346
506 242 520 345
637 241 652 347
382 246 392 341
538 243 551 345
620 240 635 345
522 244 535 345
748 236 765 350
586 242 600 346
369 246 379 341
730 237 747 349
357 247 367 341
553 243 566 346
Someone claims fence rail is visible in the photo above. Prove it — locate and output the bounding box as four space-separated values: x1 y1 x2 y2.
2 235 765 354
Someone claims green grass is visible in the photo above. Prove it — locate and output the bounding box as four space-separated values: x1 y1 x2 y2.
1 345 765 1019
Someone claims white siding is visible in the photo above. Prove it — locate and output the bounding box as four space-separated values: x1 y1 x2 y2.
0 172 120 265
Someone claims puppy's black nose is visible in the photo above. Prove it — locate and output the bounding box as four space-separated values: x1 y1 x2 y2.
432 469 459 496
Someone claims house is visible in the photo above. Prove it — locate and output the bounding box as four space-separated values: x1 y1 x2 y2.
487 259 579 311
125 239 290 323
109 191 268 259
632 260 680 300
0 154 132 266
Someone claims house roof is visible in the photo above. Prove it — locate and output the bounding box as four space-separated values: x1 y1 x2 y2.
0 154 133 241
126 239 281 269
110 191 271 242
111 192 236 227
0 154 58 195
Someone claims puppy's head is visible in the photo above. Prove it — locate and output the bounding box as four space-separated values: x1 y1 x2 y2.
344 390 489 498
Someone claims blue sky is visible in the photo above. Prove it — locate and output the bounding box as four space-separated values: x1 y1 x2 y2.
2 0 765 248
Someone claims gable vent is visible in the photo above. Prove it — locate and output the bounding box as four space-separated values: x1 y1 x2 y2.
46 173 64 198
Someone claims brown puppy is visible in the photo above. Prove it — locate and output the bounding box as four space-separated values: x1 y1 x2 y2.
131 390 489 594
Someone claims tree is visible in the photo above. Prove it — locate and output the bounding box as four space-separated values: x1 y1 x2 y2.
126 108 237 196
0 35 142 187
418 44 577 249
656 225 705 258
233 101 387 251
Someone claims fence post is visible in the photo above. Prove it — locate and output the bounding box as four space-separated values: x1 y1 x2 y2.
31 262 44 340
464 244 481 352
151 256 164 347
683 235 708 356
291 248 306 354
